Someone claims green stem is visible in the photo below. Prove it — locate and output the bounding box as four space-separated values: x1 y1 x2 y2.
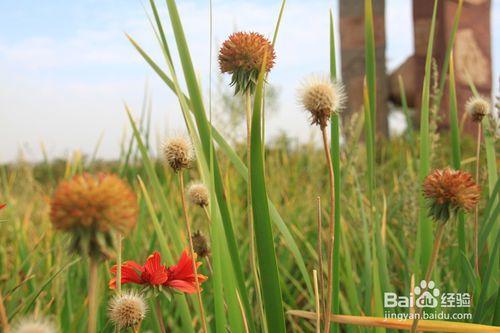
155 298 166 333
410 222 446 333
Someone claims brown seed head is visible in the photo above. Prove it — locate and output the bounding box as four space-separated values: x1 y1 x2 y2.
465 96 490 122
162 136 194 172
187 182 209 207
299 75 346 129
219 32 275 94
109 291 147 329
50 173 138 234
423 168 480 222
192 230 210 258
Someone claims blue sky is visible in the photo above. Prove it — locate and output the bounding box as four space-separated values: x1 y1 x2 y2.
0 0 498 162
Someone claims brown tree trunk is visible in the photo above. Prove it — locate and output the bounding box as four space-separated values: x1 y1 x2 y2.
412 0 492 135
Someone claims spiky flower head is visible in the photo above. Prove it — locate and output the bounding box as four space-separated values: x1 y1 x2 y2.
109 291 147 329
423 168 480 223
50 173 138 259
192 230 210 258
162 136 195 172
12 317 56 333
219 32 275 94
465 96 490 122
299 75 346 129
187 182 209 207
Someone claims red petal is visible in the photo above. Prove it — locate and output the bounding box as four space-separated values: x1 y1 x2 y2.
143 251 169 285
0 204 6 210
109 263 144 289
144 251 163 274
166 280 197 294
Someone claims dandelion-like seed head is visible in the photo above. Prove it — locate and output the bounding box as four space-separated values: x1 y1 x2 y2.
219 32 275 94
12 317 56 333
50 173 138 259
109 291 147 329
299 75 346 129
162 136 195 172
187 182 209 207
465 96 490 122
192 230 210 258
423 168 481 223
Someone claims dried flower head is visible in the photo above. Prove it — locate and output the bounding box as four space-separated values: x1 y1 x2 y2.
299 75 346 129
50 173 138 258
162 136 195 172
12 317 56 333
423 168 480 223
465 96 490 122
219 32 275 94
192 231 210 258
187 182 209 207
109 291 147 329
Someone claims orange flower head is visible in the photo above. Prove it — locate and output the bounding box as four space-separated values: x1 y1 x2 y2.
219 32 275 94
423 168 480 222
50 173 138 234
50 173 138 259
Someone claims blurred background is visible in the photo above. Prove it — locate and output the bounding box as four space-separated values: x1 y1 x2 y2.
0 0 498 163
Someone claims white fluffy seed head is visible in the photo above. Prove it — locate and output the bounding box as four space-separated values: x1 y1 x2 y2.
465 96 490 122
299 75 346 128
162 136 195 172
108 291 147 329
187 182 209 207
12 318 56 333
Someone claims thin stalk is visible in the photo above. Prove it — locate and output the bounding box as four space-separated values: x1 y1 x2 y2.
155 298 166 333
245 88 265 329
474 122 481 275
88 257 99 333
179 172 208 333
410 222 447 333
313 270 321 333
321 126 336 333
0 291 9 333
116 234 122 295
116 234 122 333
316 196 325 316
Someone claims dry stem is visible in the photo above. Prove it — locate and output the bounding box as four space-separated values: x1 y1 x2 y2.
321 126 336 333
179 172 208 333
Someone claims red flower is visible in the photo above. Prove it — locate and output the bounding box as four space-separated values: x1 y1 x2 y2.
109 251 168 288
110 250 207 294
165 250 207 294
0 204 5 210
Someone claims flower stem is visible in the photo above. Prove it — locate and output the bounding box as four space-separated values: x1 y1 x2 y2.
0 291 10 333
316 196 325 316
179 172 208 333
410 222 446 333
155 297 166 333
87 257 99 333
474 122 481 276
321 126 336 333
116 233 122 295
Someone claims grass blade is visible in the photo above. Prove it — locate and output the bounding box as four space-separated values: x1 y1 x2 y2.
250 55 286 332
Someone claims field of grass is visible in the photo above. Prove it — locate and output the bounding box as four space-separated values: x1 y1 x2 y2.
0 0 499 332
